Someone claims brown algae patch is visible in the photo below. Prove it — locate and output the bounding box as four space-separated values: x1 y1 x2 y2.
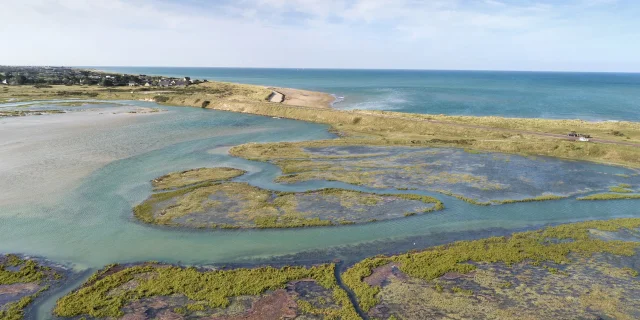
0 254 66 320
151 167 247 191
53 263 359 319
134 181 444 229
342 218 640 319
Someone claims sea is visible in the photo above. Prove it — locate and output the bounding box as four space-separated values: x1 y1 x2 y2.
95 67 640 121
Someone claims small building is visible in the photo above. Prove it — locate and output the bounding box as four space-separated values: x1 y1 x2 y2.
1 79 7 85
128 81 138 87
144 81 153 87
174 80 188 87
158 79 172 87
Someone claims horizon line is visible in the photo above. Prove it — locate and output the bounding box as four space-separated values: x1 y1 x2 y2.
2 64 639 75
85 66 640 75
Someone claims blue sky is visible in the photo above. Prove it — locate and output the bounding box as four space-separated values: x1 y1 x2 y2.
2 0 639 72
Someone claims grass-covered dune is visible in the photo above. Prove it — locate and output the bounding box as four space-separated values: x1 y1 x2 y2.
342 218 640 319
135 178 444 229
0 254 66 320
53 263 360 319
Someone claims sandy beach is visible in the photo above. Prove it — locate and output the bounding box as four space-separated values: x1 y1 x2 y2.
272 87 335 108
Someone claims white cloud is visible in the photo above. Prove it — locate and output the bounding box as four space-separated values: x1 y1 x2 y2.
0 0 638 72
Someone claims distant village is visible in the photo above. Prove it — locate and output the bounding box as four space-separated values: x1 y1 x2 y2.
0 66 207 87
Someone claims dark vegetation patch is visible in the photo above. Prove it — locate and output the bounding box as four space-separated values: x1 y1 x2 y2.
153 95 169 103
53 263 359 319
0 254 66 320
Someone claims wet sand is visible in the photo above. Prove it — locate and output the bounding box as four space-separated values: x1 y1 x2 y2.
0 107 165 208
273 87 335 108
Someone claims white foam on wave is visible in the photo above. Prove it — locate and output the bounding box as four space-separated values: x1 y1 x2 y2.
340 88 408 111
330 94 345 107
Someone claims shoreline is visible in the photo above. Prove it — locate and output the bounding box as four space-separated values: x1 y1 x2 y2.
2 79 640 170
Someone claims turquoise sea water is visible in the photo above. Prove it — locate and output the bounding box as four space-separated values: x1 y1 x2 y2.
95 67 640 121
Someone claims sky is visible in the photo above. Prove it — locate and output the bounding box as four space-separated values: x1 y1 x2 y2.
2 0 639 72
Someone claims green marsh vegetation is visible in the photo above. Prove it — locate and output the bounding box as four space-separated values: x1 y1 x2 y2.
0 258 45 285
609 183 634 193
609 186 633 193
0 254 64 320
135 177 445 229
578 193 640 201
0 287 49 320
236 144 640 206
434 190 492 206
371 253 640 319
226 106 640 169
151 167 246 191
491 194 568 204
342 218 640 313
53 263 360 319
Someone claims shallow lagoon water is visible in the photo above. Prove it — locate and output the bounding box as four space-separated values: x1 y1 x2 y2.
292 146 640 202
1 100 640 319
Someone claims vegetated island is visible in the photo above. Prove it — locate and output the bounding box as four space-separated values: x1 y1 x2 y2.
151 167 247 191
238 145 640 206
0 109 66 118
342 218 640 319
0 254 68 320
51 218 640 319
576 183 639 201
135 168 444 229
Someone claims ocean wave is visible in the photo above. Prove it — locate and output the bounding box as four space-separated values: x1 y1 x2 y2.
330 94 345 107
340 89 408 111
